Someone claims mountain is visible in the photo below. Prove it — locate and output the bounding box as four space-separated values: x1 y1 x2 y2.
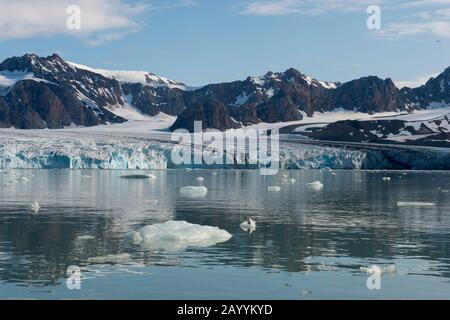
0 53 187 129
172 69 450 132
0 53 449 134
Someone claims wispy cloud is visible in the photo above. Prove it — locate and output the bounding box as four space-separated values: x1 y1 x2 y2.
240 0 450 39
240 0 380 16
394 72 439 89
378 3 450 39
0 0 196 44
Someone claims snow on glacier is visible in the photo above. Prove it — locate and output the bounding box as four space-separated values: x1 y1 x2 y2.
1 122 450 170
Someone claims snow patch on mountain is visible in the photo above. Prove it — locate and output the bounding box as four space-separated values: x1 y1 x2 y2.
0 70 53 95
67 61 188 90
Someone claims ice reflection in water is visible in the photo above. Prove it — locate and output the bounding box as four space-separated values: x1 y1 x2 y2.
0 169 450 299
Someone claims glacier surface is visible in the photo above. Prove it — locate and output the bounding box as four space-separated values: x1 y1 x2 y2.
1 128 450 170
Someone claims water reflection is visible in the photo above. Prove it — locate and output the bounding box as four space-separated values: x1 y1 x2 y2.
0 169 450 298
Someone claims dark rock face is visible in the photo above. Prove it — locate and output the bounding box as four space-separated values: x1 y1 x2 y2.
0 54 127 128
172 68 332 131
171 100 240 132
403 66 450 109
121 83 186 116
321 77 410 113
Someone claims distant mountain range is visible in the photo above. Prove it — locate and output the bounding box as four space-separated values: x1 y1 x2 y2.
1 54 449 141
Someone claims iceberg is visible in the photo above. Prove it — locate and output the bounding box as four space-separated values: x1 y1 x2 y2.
128 220 232 251
397 202 435 207
306 181 323 191
88 253 132 264
179 186 208 198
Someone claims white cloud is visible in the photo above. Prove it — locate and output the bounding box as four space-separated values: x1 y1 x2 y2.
394 72 439 89
240 0 450 39
240 0 381 16
0 0 149 43
0 0 196 44
379 20 450 39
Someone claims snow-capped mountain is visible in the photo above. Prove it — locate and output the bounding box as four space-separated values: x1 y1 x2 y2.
1 53 450 137
67 61 188 90
0 53 187 128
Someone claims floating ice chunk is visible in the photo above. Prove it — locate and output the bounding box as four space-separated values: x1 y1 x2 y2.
18 177 29 182
382 177 391 182
240 218 256 234
145 199 159 205
290 178 296 184
302 290 312 296
179 186 208 198
30 202 40 214
360 265 382 275
397 202 435 207
360 264 396 275
382 265 397 275
77 235 95 240
120 174 157 179
196 177 204 183
88 253 131 264
306 181 323 191
128 220 232 251
268 186 281 192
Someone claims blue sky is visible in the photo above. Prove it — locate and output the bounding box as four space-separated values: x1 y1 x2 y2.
0 0 449 87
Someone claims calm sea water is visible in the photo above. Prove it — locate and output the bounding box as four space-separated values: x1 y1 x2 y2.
0 169 450 299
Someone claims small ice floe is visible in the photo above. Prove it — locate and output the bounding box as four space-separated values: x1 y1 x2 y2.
240 218 256 234
301 290 312 296
145 199 159 205
268 186 281 192
128 220 232 251
179 186 208 198
18 177 29 182
120 174 157 180
306 181 323 191
289 178 296 184
382 177 391 182
30 202 40 214
280 173 289 182
195 177 204 183
397 202 435 207
360 264 396 276
77 235 95 240
88 253 131 264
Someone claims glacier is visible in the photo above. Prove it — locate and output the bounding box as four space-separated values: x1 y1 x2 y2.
1 128 450 170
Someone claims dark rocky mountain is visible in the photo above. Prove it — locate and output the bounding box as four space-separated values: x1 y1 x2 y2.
1 53 449 134
172 70 450 132
321 76 411 113
402 66 450 109
0 53 185 128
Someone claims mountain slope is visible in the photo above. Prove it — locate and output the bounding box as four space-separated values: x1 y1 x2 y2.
1 53 449 133
0 54 186 128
